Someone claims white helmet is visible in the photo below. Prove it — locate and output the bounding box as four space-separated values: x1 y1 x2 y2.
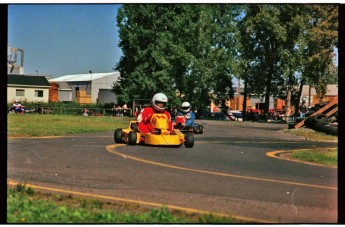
152 93 168 112
181 102 190 113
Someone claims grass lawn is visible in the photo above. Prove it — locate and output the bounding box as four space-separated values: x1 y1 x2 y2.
8 114 132 137
7 184 237 223
291 148 337 167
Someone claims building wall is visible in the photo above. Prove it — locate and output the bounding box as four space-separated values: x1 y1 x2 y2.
49 82 59 102
8 86 49 103
91 75 118 103
98 89 116 104
58 90 72 102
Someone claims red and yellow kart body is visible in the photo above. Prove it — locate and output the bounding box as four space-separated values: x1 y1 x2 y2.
114 114 194 148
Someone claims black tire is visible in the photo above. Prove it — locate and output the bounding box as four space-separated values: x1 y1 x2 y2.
127 131 137 145
198 125 204 134
114 129 123 143
193 126 199 134
184 133 194 148
304 117 314 128
288 123 296 129
315 120 329 131
320 125 338 136
295 117 305 123
314 113 328 121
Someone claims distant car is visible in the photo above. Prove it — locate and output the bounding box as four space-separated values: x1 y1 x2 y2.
198 109 215 119
198 108 227 120
229 110 243 121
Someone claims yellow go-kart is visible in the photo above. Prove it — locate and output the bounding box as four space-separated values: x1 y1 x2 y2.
114 114 194 148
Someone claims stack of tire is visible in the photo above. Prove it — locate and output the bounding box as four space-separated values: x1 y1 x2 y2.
303 112 338 136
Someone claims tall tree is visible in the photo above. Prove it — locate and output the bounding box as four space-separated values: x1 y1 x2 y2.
114 4 242 109
239 5 286 113
298 4 338 104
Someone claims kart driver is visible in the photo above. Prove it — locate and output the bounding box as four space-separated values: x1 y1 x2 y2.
177 102 196 126
137 93 174 133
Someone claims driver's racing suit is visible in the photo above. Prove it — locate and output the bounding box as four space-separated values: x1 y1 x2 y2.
137 107 173 133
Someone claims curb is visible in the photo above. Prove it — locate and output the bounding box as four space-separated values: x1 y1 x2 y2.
266 149 337 168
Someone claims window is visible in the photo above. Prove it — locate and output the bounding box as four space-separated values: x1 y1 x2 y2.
35 90 44 97
16 89 24 96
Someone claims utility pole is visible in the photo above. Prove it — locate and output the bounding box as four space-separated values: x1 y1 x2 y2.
89 70 93 102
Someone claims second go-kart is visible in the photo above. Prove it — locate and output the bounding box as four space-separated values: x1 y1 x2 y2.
114 114 194 148
174 115 204 134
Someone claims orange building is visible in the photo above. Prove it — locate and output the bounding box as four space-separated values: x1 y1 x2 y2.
49 82 59 102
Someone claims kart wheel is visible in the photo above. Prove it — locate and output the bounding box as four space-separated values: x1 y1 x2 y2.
114 129 123 143
193 126 199 134
198 125 204 134
184 133 194 148
127 131 137 145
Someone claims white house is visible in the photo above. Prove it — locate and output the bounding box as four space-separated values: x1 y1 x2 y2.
7 74 51 103
49 72 120 104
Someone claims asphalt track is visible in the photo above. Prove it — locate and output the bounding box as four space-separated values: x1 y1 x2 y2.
7 120 338 223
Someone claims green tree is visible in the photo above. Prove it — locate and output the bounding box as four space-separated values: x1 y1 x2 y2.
298 4 338 104
238 4 337 115
114 4 179 105
113 4 242 109
239 5 286 113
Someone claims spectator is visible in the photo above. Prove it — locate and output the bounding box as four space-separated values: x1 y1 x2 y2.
134 106 139 117
299 101 307 118
12 100 24 113
112 105 118 117
171 106 178 120
137 93 173 134
82 107 89 116
118 105 123 117
123 103 128 117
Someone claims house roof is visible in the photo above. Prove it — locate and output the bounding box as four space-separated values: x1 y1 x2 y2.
8 74 51 87
49 72 120 82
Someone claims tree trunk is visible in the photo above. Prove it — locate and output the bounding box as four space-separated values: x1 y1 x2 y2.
294 79 304 115
242 77 248 120
285 88 291 121
264 71 273 115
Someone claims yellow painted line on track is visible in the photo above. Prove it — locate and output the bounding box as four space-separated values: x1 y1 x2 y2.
8 136 64 139
266 150 337 169
7 179 273 223
195 141 304 144
106 144 337 191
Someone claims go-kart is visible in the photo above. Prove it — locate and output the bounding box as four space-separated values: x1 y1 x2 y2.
114 114 194 148
174 115 204 134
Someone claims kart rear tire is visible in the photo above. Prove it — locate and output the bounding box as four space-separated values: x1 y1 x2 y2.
114 128 123 143
193 126 199 134
198 125 204 134
127 131 137 145
184 133 194 148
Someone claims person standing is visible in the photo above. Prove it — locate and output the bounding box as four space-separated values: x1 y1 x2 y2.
82 107 89 116
299 101 307 118
122 103 128 117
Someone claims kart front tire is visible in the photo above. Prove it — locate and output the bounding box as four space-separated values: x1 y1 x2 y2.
184 133 194 148
127 131 137 145
198 125 204 134
193 126 199 134
114 129 123 143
